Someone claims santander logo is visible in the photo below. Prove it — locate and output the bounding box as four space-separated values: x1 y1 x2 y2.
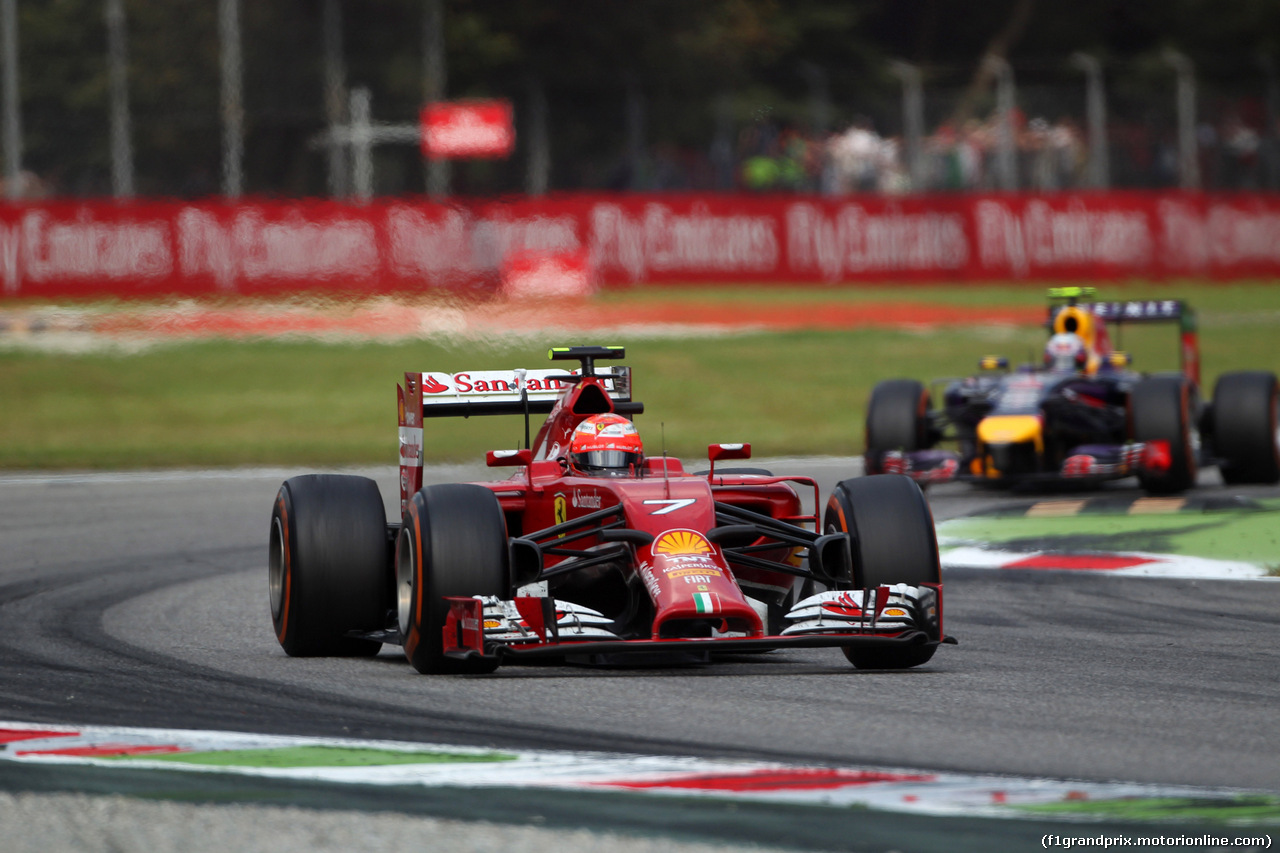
422 375 449 394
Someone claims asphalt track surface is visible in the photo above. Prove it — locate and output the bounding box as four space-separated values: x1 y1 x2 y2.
2 460 1279 850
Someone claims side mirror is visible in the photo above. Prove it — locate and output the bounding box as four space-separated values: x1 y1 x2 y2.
1108 352 1132 367
486 448 533 468
708 443 751 462
979 356 1009 370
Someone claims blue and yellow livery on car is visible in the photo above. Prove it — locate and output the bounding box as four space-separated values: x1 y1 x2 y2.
862 289 1280 494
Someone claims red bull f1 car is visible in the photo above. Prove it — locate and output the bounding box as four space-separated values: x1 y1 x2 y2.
864 288 1280 494
270 346 952 674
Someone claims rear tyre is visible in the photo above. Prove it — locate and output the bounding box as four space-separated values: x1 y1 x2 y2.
865 380 933 474
824 474 941 670
269 475 390 657
1130 376 1198 495
398 483 511 674
1212 371 1280 485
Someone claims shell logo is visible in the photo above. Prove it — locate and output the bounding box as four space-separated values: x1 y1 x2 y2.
653 530 713 556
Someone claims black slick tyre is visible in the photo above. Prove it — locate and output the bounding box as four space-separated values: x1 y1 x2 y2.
1130 376 1198 495
865 380 932 474
269 474 390 657
1212 371 1280 485
824 474 941 670
398 483 511 674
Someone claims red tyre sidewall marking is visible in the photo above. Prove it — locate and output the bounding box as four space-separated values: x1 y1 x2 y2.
916 389 929 447
826 494 847 536
274 494 292 644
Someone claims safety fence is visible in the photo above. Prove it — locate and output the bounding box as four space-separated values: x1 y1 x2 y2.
2 191 1279 299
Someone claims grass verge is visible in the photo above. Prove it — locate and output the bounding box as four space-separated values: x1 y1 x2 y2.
2 282 1278 470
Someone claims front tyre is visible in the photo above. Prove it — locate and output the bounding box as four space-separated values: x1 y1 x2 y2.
824 474 941 670
1212 371 1280 485
865 380 933 475
269 475 390 657
1130 376 1198 495
398 484 511 674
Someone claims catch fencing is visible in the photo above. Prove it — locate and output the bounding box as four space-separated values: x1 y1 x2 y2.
3 2 1279 200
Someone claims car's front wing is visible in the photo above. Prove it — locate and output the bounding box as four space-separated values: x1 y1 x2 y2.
871 440 1173 485
439 584 953 666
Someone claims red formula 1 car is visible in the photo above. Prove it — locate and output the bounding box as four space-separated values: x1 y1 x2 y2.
269 346 953 673
864 288 1280 494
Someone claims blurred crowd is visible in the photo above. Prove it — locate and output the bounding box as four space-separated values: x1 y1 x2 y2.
818 112 1090 193
5 107 1275 200
634 106 1277 195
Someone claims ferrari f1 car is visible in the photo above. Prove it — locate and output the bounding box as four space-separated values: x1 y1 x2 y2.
864 288 1280 494
270 346 953 674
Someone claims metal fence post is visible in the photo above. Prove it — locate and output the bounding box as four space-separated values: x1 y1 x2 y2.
322 0 349 198
526 78 548 196
889 60 925 192
350 87 373 200
987 55 1017 191
105 0 134 199
1 0 20 199
423 0 449 199
1165 49 1200 190
1070 52 1109 189
1260 54 1279 191
219 0 244 198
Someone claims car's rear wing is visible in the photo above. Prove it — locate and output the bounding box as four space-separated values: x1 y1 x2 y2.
403 367 633 419
396 346 640 514
1047 287 1199 385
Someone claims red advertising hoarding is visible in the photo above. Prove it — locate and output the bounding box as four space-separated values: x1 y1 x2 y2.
2 192 1279 300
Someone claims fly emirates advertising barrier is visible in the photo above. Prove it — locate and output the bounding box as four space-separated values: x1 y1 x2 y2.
1 192 1279 299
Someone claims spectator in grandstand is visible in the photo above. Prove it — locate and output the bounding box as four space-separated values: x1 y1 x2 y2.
738 120 817 192
926 120 985 191
1220 113 1261 189
876 135 911 194
1021 116 1086 191
825 117 891 193
738 118 780 191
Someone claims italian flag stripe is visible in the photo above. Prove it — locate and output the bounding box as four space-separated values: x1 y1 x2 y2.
693 592 716 614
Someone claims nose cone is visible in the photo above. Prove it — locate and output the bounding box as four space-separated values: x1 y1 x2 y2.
977 415 1043 448
977 415 1043 478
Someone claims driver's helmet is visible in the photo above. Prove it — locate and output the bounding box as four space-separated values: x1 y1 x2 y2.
1044 332 1089 373
569 413 643 477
